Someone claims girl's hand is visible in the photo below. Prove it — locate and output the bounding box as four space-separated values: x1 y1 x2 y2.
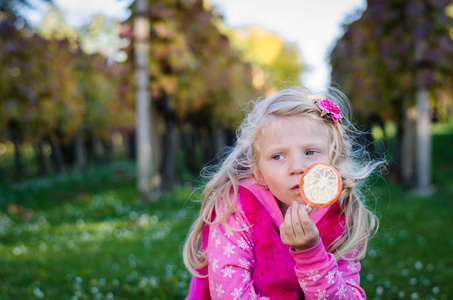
280 201 319 251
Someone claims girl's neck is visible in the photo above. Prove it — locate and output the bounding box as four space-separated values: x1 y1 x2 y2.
276 197 317 216
277 198 290 215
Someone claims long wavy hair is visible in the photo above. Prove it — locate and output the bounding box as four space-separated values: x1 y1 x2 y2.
183 87 384 277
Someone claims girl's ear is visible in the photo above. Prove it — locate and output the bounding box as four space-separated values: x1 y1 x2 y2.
251 164 266 186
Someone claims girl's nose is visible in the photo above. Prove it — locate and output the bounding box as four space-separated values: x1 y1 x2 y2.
289 156 307 175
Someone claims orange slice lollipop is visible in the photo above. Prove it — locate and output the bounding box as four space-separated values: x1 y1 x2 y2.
299 163 343 208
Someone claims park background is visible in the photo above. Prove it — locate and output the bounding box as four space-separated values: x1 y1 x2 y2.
1 0 453 299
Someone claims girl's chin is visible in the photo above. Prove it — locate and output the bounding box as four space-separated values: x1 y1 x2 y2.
297 199 307 206
292 194 305 205
276 195 306 207
289 197 307 206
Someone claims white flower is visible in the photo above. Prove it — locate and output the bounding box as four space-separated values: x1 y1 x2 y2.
210 228 218 241
347 260 359 271
325 270 336 284
223 242 235 257
225 228 233 238
335 284 347 298
242 270 251 283
238 258 251 269
216 284 226 298
346 278 357 286
237 237 250 250
212 258 219 272
215 237 221 248
248 287 258 299
231 287 243 299
307 270 321 282
221 266 236 278
315 289 328 300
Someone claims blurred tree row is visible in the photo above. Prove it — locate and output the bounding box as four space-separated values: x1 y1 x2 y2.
330 0 453 190
0 10 134 179
1 0 304 194
218 24 304 90
0 0 52 15
122 0 304 193
123 0 258 193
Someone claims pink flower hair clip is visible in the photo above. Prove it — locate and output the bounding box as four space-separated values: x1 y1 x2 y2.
315 98 342 126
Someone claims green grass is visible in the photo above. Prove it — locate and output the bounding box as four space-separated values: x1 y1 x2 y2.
360 124 453 299
1 123 452 299
0 162 200 299
360 182 453 299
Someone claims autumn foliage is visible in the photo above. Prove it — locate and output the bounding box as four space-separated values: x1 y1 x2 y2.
330 0 453 183
0 11 133 176
0 0 305 188
121 0 258 124
0 0 259 184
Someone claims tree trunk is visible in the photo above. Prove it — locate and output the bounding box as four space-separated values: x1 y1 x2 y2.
413 35 433 194
134 0 152 201
12 138 23 179
35 140 48 177
92 136 103 165
75 130 87 170
182 123 199 178
49 138 65 174
415 87 433 194
127 131 136 160
401 105 416 186
202 126 212 166
393 122 404 182
150 103 162 191
162 98 176 192
213 123 228 157
102 138 114 164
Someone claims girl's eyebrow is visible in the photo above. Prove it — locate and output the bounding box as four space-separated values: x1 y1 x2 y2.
262 145 287 154
264 142 326 152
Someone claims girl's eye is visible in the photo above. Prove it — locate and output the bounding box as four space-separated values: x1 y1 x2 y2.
272 154 284 161
306 150 317 156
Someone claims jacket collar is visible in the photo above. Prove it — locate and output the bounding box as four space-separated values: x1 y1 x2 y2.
239 178 331 228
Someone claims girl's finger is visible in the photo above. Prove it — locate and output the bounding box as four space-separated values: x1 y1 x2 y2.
285 205 296 238
291 202 305 238
280 206 293 241
296 204 319 240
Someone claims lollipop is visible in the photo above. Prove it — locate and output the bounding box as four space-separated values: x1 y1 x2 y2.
299 163 343 208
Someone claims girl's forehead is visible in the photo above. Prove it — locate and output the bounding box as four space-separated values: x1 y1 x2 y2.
260 116 326 137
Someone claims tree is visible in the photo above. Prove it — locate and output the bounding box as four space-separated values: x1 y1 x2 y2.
330 0 453 193
0 0 52 15
0 12 84 176
79 14 123 62
134 0 152 201
123 0 258 192
221 25 304 90
1 8 133 178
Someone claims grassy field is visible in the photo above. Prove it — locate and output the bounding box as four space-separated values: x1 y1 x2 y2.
0 124 452 299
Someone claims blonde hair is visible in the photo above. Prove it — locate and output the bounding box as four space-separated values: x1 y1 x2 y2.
183 87 383 277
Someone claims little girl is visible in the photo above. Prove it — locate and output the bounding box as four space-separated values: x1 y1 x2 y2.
183 87 383 299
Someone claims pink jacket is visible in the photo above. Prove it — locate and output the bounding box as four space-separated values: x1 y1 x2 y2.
186 179 366 299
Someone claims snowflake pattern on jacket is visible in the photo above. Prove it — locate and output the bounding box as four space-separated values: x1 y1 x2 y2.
187 179 367 299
